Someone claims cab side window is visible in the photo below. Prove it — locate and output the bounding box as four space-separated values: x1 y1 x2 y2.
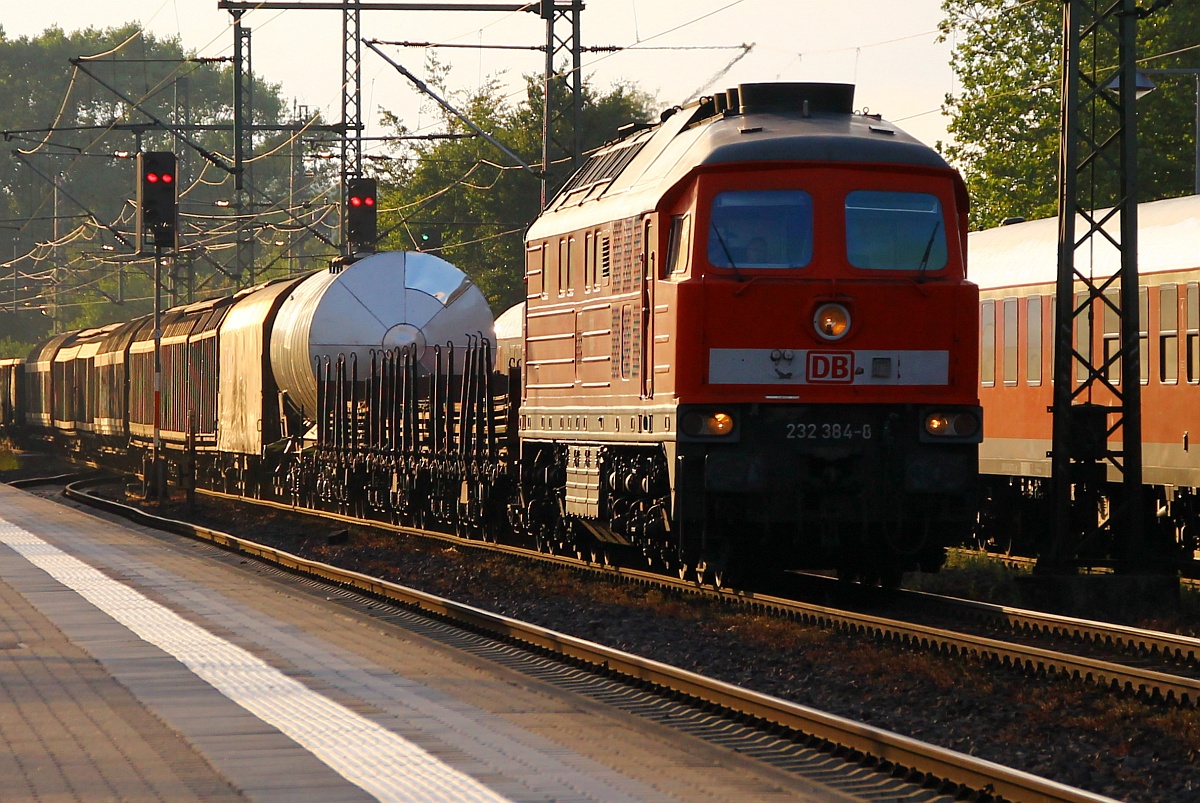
666 214 691 277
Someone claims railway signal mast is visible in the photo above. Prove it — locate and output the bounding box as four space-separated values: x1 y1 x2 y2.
1050 0 1176 589
137 151 178 501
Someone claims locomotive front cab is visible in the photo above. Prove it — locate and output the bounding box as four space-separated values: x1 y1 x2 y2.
667 160 981 582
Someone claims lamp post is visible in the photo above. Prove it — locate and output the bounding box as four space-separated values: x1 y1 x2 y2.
1130 69 1200 194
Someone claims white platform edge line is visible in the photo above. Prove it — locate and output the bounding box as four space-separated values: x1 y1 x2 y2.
0 521 510 803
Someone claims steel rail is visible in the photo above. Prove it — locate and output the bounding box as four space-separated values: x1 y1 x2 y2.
56 476 1116 803
191 485 1200 702
79 480 1200 709
901 585 1200 665
48 474 1200 710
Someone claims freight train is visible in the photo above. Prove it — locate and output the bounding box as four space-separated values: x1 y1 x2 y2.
971 194 1200 563
0 81 982 587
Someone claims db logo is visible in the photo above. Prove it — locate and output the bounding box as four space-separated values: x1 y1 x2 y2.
806 351 854 383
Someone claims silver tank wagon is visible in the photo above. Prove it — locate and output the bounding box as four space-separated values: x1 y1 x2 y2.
268 251 495 420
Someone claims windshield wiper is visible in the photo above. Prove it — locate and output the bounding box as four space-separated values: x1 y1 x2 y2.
916 219 942 283
710 223 745 282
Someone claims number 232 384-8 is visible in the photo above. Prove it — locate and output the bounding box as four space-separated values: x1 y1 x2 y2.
785 422 872 441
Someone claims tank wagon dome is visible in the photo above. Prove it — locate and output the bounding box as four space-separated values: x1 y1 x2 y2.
493 301 524 342
269 251 495 418
493 300 525 370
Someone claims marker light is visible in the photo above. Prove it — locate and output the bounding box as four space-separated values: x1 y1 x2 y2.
924 411 981 438
681 410 736 437
814 303 850 340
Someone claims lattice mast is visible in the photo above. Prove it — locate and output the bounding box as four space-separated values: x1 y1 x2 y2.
1049 0 1156 572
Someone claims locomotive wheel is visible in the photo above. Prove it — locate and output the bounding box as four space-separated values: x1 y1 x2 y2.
588 545 615 568
535 529 557 554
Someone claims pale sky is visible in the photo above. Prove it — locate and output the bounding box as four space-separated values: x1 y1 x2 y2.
2 1 959 155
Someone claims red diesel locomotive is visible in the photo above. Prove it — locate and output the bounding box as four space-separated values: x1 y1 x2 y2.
515 81 981 584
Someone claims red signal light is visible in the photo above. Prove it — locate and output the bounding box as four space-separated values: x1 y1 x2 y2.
147 173 160 183
161 173 173 183
345 176 377 251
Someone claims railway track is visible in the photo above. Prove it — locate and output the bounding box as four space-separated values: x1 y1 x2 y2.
19 472 1119 803
53 472 1200 708
187 482 1200 705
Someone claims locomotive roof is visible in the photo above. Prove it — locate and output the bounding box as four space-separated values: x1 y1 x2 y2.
969 193 1200 291
528 82 952 239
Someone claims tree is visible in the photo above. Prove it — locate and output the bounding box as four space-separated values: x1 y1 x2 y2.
0 23 334 350
939 0 1200 230
376 62 655 313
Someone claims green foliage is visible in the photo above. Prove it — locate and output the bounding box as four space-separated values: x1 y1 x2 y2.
903 549 1028 603
0 22 334 355
940 0 1200 230
376 60 655 313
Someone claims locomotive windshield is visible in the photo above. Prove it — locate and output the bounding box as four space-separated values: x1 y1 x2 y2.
845 190 948 272
708 190 813 269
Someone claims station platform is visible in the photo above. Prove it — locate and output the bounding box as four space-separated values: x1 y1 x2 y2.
0 483 851 802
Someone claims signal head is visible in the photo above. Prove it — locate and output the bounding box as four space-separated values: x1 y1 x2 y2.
345 176 378 252
137 151 178 251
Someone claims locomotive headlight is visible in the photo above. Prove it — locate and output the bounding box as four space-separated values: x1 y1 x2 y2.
681 410 736 437
922 409 982 441
814 303 850 341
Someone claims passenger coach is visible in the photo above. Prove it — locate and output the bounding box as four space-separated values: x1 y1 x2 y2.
971 194 1200 558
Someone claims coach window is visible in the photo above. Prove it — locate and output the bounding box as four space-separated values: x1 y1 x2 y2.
1160 284 1178 384
666 214 692 276
1076 292 1092 384
1103 290 1120 384
1002 297 1018 386
981 300 995 387
846 191 946 271
1140 286 1150 384
1189 283 1200 383
708 190 812 269
1027 295 1042 386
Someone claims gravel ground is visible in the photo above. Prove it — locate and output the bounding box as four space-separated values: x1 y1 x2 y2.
7 457 1200 801
133 491 1200 802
